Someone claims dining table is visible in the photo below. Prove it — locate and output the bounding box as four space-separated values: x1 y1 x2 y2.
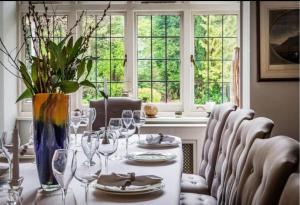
1 134 183 205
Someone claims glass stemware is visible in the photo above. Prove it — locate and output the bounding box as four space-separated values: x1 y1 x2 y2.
82 108 96 131
71 110 82 147
133 110 146 143
75 152 101 204
81 131 99 166
52 149 77 205
121 110 133 157
0 133 12 183
109 118 122 132
98 131 118 174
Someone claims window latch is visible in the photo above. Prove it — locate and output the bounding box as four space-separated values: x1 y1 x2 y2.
123 54 127 67
190 54 196 67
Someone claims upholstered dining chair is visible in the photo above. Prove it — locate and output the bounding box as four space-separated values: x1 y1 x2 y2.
278 173 299 205
235 136 299 205
221 117 274 205
90 97 142 130
181 103 237 194
180 109 254 204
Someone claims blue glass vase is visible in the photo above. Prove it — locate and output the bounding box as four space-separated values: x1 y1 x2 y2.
32 93 69 191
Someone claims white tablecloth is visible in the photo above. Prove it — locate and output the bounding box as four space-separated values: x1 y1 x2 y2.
2 135 183 205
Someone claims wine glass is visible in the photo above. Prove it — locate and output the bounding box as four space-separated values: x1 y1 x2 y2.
82 108 96 131
28 121 34 145
71 110 82 147
98 131 118 174
0 133 12 182
81 131 99 166
121 110 133 157
75 151 101 204
52 149 77 205
109 118 122 132
133 110 146 143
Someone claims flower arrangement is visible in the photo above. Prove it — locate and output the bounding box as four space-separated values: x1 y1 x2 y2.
0 1 110 102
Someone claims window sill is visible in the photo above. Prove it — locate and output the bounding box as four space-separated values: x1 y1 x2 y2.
145 116 208 125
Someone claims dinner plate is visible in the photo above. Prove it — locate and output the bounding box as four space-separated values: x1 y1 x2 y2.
126 152 177 163
138 139 180 148
94 182 164 195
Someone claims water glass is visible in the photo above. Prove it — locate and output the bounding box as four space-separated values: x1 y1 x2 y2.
0 132 13 182
75 152 101 204
121 110 133 157
0 186 22 205
81 131 99 166
109 118 122 132
133 110 146 143
71 110 82 147
98 131 118 173
82 108 96 131
52 149 77 205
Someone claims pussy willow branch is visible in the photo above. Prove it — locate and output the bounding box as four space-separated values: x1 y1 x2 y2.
82 1 111 52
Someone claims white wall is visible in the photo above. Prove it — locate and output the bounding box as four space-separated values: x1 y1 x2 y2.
0 1 18 134
249 2 299 140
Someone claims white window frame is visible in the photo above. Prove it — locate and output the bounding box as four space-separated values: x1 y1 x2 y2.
17 1 240 117
190 10 240 112
134 11 183 112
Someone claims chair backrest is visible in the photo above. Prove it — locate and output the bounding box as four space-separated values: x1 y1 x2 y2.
222 117 274 205
278 173 299 205
90 97 142 130
198 103 237 188
210 109 255 199
236 136 299 205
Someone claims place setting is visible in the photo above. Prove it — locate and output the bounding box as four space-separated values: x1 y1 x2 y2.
94 172 164 196
137 133 181 149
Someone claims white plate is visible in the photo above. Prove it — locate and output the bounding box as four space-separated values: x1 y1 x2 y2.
138 140 180 148
94 182 164 195
126 152 177 163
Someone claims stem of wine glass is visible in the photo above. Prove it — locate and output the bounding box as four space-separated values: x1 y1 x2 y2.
125 135 129 157
74 128 78 145
137 127 140 143
84 183 89 204
8 160 12 181
105 155 109 174
61 188 67 205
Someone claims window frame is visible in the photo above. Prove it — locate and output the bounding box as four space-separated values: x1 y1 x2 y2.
17 2 240 117
134 11 183 112
190 10 240 112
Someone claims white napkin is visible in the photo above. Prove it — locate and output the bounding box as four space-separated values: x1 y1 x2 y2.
0 164 9 176
19 143 35 156
146 134 175 144
98 172 162 189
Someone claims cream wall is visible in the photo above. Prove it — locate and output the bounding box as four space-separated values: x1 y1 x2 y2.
249 2 299 140
0 1 18 134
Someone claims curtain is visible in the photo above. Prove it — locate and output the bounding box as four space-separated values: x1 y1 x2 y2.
231 47 240 107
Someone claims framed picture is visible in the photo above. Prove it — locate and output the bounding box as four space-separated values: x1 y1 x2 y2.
257 1 299 81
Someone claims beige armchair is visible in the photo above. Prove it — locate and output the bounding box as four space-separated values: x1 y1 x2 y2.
90 97 142 130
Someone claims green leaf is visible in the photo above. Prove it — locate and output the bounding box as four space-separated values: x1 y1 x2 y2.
67 36 73 50
19 61 34 92
16 88 32 103
99 91 108 99
60 80 79 93
77 60 85 80
85 59 93 79
31 61 38 83
70 37 83 60
79 80 96 89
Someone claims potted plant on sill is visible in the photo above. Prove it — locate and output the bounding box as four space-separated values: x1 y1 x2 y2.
0 1 109 191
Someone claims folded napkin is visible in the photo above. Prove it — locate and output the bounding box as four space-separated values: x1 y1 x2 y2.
19 143 35 156
146 133 175 144
98 172 162 190
0 164 9 176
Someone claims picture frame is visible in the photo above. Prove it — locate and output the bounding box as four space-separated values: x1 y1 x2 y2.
257 1 299 81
